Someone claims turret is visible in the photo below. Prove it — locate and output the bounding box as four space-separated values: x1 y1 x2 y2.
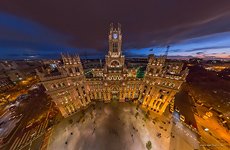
61 53 84 76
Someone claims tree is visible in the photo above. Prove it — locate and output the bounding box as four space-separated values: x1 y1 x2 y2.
146 141 152 150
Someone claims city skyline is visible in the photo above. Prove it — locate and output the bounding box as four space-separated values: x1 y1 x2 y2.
0 0 230 60
0 2 229 149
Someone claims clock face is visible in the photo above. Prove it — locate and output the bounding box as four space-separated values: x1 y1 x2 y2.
113 33 118 39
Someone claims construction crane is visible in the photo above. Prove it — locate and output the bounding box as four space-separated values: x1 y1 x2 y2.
165 45 170 57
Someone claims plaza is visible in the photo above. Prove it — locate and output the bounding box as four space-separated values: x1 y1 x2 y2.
48 102 199 150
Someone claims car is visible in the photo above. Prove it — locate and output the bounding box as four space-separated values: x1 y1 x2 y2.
175 107 180 112
194 112 200 116
222 120 227 124
9 106 17 111
16 114 23 118
180 115 185 122
30 131 36 137
203 115 209 120
206 112 213 117
10 111 16 115
26 122 33 128
9 116 16 121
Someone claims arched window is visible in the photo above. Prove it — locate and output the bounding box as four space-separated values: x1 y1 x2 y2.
110 60 120 67
75 67 80 72
69 68 73 74
113 43 118 52
51 84 56 89
149 68 154 74
58 83 62 87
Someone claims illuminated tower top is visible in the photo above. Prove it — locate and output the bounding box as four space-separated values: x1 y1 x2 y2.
108 23 122 57
105 23 125 72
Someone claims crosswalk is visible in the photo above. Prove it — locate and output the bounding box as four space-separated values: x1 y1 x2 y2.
10 120 48 150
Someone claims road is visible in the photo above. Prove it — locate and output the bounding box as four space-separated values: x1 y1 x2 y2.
1 87 51 150
0 109 22 140
194 107 230 150
169 113 200 150
10 120 47 150
184 65 230 149
174 87 197 128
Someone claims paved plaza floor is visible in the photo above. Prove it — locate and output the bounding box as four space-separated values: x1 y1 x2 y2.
47 101 199 150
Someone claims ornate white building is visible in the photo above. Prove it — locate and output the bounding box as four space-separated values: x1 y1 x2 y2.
37 24 189 118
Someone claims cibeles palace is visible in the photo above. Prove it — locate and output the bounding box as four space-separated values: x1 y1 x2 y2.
36 24 189 118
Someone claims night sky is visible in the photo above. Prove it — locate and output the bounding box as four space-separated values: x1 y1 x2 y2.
0 0 230 59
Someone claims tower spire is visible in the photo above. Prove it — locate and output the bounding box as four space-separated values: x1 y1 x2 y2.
118 23 121 32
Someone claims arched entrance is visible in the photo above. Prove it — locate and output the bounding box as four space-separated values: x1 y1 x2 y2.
111 85 120 100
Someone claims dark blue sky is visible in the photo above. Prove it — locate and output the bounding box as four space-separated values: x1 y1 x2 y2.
0 0 230 60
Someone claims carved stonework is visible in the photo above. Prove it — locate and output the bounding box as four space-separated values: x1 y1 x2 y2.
37 23 188 118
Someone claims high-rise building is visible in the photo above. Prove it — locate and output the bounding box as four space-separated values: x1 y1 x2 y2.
37 24 188 118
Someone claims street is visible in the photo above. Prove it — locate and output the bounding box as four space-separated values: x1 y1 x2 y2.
1 87 51 150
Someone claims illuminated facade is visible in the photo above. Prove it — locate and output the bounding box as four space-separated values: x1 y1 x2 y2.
37 24 188 118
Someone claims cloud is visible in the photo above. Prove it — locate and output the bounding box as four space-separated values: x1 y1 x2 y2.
0 0 230 59
196 52 204 55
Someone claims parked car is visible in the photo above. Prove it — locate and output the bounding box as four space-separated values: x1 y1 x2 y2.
175 107 180 112
180 115 185 122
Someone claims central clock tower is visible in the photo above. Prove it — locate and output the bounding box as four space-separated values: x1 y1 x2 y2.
105 23 125 71
104 23 127 102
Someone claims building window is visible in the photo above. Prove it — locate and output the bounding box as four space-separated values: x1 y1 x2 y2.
159 103 164 109
159 94 164 99
149 68 153 73
58 83 62 87
75 67 80 72
51 84 56 89
113 43 118 52
82 86 86 95
143 85 147 93
69 68 73 74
